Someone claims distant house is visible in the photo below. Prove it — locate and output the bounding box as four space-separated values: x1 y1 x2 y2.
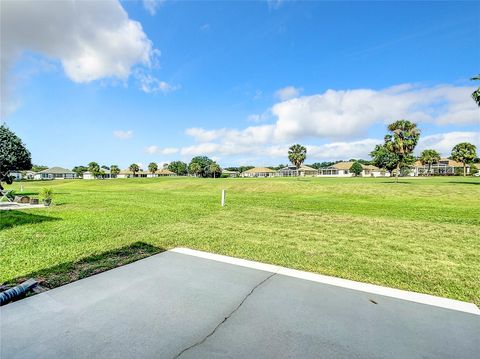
38 167 76 180
9 171 23 180
241 167 276 178
277 165 318 177
156 169 176 176
118 170 147 178
318 162 387 177
145 169 176 177
411 158 470 176
24 171 37 180
222 170 239 178
83 170 118 179
83 171 95 180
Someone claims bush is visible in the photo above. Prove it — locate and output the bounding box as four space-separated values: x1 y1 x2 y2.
469 164 478 176
41 188 54 205
350 161 363 177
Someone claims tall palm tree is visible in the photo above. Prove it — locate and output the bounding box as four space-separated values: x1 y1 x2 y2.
148 162 158 175
129 163 140 177
189 163 201 177
419 149 440 176
110 165 120 177
451 142 477 176
88 162 100 178
209 162 221 178
288 144 307 175
471 75 480 107
384 120 420 182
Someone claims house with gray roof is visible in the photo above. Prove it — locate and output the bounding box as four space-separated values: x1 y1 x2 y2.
38 167 76 180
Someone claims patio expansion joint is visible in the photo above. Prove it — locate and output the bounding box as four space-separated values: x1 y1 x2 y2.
172 272 277 359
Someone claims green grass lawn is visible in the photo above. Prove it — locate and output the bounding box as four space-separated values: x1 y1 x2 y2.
1 176 479 305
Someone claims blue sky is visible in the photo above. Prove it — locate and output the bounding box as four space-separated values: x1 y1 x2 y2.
2 0 479 169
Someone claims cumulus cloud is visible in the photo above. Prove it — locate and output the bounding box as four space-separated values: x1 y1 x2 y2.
417 131 479 156
113 130 133 139
1 0 158 116
142 0 164 16
271 84 478 140
172 84 478 163
274 86 302 101
145 146 179 155
175 139 381 161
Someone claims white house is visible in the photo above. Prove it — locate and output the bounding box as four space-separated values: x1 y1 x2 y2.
24 171 37 180
118 169 147 178
38 167 76 180
241 167 276 178
410 158 470 176
9 171 23 180
83 171 95 180
277 165 318 177
146 169 176 177
318 162 388 177
83 170 117 179
222 170 239 178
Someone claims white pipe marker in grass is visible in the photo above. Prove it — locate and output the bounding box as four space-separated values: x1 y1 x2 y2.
221 189 226 207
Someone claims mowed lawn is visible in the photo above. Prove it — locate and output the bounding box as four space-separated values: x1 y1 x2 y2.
1 177 479 305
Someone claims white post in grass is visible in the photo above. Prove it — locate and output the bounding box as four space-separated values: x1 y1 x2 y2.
221 189 226 207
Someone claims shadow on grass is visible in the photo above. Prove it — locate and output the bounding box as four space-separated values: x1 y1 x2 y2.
7 242 165 290
0 210 60 230
379 181 413 184
447 181 479 185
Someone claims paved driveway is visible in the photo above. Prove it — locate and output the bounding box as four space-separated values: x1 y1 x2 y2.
1 249 479 358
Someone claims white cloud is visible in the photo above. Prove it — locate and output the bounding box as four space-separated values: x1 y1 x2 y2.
173 84 478 164
246 111 271 123
307 139 381 161
267 0 284 10
135 70 179 94
142 0 164 16
417 132 479 157
275 86 302 101
270 84 478 140
113 130 133 140
200 24 211 32
145 146 179 155
1 0 157 116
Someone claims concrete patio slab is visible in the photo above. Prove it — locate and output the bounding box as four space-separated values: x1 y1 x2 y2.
1 249 479 359
0 202 46 210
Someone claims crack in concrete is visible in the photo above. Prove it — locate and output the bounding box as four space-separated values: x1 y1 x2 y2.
172 272 277 359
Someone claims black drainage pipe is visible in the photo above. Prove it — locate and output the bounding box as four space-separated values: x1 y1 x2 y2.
0 279 38 306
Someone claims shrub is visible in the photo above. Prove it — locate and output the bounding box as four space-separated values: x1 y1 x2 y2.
41 188 53 200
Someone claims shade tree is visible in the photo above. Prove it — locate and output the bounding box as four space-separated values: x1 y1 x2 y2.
0 124 32 190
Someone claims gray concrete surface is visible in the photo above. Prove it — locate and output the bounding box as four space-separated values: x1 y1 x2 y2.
1 251 479 359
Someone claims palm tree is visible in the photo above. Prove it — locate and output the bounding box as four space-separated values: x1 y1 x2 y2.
129 163 140 177
451 142 477 176
88 162 100 177
148 162 158 175
419 149 440 176
189 163 201 177
209 162 221 178
471 75 480 107
384 120 420 182
288 144 307 175
110 165 120 177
